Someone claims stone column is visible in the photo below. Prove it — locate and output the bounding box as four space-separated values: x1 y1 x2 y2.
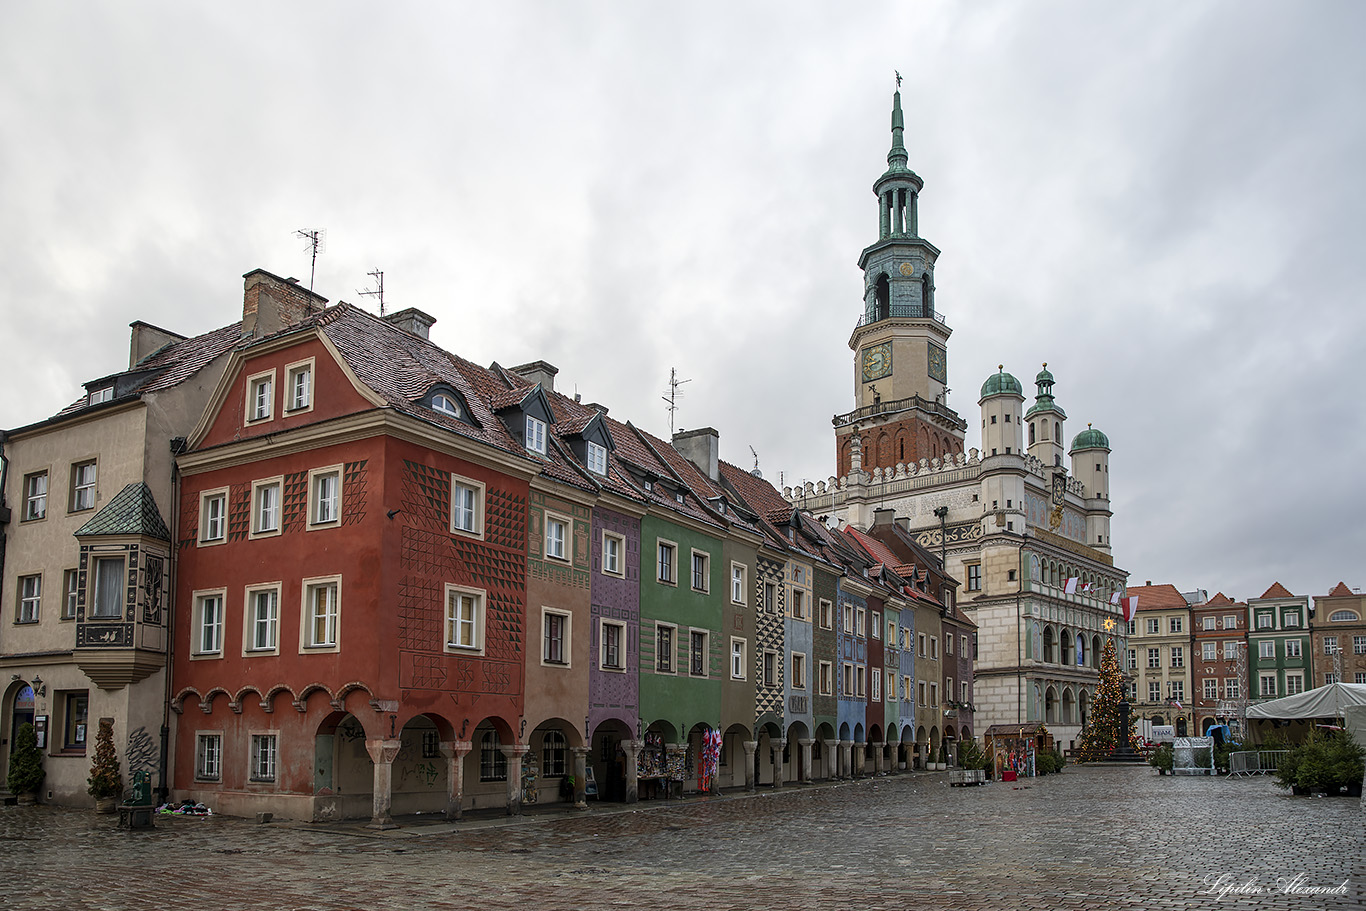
742 740 757 792
825 741 838 780
438 740 472 820
364 739 402 829
872 741 885 775
624 739 641 804
571 746 590 809
798 739 815 784
839 741 852 779
852 742 864 778
771 740 784 789
501 746 526 816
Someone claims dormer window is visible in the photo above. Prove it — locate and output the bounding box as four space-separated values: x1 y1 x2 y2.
88 386 113 406
432 394 461 418
675 492 684 504
587 441 607 475
525 416 546 453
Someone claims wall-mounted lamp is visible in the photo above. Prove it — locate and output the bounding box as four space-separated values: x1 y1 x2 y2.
30 676 45 697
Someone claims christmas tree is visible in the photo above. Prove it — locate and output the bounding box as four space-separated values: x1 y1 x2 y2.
1075 635 1141 761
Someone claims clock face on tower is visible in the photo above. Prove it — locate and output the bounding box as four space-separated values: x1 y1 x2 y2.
861 342 892 383
928 343 947 384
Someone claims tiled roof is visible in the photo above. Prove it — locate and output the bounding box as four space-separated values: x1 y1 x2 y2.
1128 583 1189 611
1259 581 1296 600
74 483 171 540
1201 592 1235 607
1327 582 1355 598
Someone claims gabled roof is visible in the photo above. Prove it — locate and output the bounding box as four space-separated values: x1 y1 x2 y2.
1327 582 1355 598
74 483 171 540
1127 583 1188 612
1258 581 1296 600
1201 592 1235 607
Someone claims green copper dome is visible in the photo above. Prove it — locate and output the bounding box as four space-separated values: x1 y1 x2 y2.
1035 365 1055 386
1070 424 1110 452
979 366 1023 399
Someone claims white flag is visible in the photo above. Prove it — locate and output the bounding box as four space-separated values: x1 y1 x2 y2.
1064 577 1079 594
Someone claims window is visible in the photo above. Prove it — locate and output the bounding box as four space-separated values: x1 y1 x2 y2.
70 460 97 511
1147 648 1160 669
842 602 854 633
1285 639 1301 659
918 633 927 657
791 652 806 689
961 681 969 703
1285 673 1304 696
1202 642 1217 661
246 586 279 652
193 591 225 656
691 551 709 592
1325 672 1340 686
62 692 88 750
445 586 484 652
308 467 341 527
1145 618 1160 635
945 631 952 654
199 489 227 543
247 371 274 423
601 620 625 670
432 393 460 418
250 733 277 781
764 583 776 614
918 680 926 706
1203 678 1218 700
730 564 745 604
656 540 676 584
904 675 914 701
196 733 222 781
929 635 938 660
1259 675 1276 697
1169 616 1183 633
545 515 568 561
965 564 981 592
541 731 567 777
1355 636 1366 655
88 386 113 405
1257 613 1272 629
1225 678 1240 699
730 638 745 679
91 557 125 618
962 634 969 657
525 416 547 453
303 579 340 649
656 624 674 673
763 650 778 687
602 533 623 576
17 575 41 623
856 665 866 698
1126 620 1135 636
887 618 897 643
689 630 708 677
1331 610 1361 622
62 569 78 620
1168 680 1184 702
480 731 508 781
285 360 313 412
856 607 866 638
1169 647 1184 668
1283 612 1300 628
1148 681 1161 702
1223 615 1238 629
844 663 854 696
586 441 608 475
819 661 833 696
1323 637 1340 655
542 609 569 665
1357 673 1366 685
1127 648 1137 671
251 478 282 536
22 471 47 521
1258 640 1274 659
871 667 881 701
793 590 807 620
1224 641 1238 660
451 477 484 536
1202 616 1216 631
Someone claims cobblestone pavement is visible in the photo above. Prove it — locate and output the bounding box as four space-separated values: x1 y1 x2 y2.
2 765 1362 910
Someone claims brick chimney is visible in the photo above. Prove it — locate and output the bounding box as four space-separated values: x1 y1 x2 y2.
128 321 186 368
673 427 719 482
510 361 558 393
873 507 897 527
384 307 437 339
241 269 328 339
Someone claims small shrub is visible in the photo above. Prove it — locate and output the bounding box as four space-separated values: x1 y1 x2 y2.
6 723 45 795
1149 743 1174 773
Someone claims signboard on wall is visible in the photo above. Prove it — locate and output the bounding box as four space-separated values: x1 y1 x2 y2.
1151 725 1175 742
33 715 48 749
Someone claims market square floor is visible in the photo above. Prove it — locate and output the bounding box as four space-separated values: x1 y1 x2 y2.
2 764 1361 910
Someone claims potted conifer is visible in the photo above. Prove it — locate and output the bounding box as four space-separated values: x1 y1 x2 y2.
87 718 123 812
6 722 45 804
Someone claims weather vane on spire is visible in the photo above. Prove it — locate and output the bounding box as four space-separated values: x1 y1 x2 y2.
895 70 902 89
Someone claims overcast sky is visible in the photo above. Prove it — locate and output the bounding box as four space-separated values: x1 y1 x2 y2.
3 2 1363 602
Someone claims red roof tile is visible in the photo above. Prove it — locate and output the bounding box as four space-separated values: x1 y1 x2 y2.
1327 582 1354 598
1259 581 1296 600
1127 583 1188 611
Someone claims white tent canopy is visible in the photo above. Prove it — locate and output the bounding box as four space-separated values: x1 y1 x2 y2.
1246 683 1366 720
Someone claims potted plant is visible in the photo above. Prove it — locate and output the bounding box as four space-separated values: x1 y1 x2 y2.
6 722 45 804
1148 743 1173 775
1275 731 1365 796
87 718 123 812
937 743 948 771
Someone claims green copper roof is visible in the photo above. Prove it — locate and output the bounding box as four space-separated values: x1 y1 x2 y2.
1070 424 1110 452
1025 399 1067 420
75 483 171 540
1035 365 1055 386
980 366 1023 398
886 88 908 173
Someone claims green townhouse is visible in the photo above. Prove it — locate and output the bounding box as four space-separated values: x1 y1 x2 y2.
1248 582 1312 703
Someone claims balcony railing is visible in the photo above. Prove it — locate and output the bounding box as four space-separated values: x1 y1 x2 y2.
857 305 946 328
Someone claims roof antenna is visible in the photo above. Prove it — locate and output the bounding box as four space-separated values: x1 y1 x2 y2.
662 367 691 436
296 229 326 293
357 268 386 316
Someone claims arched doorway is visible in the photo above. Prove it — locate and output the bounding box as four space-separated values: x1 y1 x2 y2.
785 721 810 784
1045 687 1058 724
528 718 582 805
590 719 632 802
813 722 836 781
313 712 374 821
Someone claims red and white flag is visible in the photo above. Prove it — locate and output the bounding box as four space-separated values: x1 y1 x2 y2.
1082 582 1094 593
1121 596 1139 622
1064 577 1079 594
1110 591 1121 605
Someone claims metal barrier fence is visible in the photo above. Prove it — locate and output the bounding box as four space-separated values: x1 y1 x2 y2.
1228 750 1289 778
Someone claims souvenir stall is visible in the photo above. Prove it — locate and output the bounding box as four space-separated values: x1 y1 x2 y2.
984 723 1054 782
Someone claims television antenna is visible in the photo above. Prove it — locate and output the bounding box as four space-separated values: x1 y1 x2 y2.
749 445 760 473
661 367 691 436
357 268 386 316
296 229 326 293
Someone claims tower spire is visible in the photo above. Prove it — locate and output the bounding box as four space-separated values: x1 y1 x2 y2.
888 77 908 173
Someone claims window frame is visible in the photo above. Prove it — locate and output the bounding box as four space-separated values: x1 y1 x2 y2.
284 358 315 414
195 731 223 781
61 569 79 621
198 487 229 546
300 576 341 652
307 465 343 530
730 637 746 680
444 584 486 655
544 512 570 562
1258 640 1275 659
690 549 710 593
16 574 41 624
762 649 778 688
820 598 833 630
70 459 97 512
731 563 746 605
655 622 676 674
22 470 48 522
90 556 126 619
601 531 624 577
249 477 284 539
249 732 278 782
192 588 227 658
245 368 276 425
688 628 708 678
61 691 89 751
764 582 777 614
600 619 626 672
656 539 677 586
1284 639 1302 659
449 474 486 539
818 660 833 696
965 563 981 592
586 440 608 476
525 415 547 454
1169 646 1184 668
541 607 571 667
791 651 807 690
1169 616 1183 633
243 583 281 655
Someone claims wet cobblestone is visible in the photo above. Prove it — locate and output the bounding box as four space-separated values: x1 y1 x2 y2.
2 765 1361 910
